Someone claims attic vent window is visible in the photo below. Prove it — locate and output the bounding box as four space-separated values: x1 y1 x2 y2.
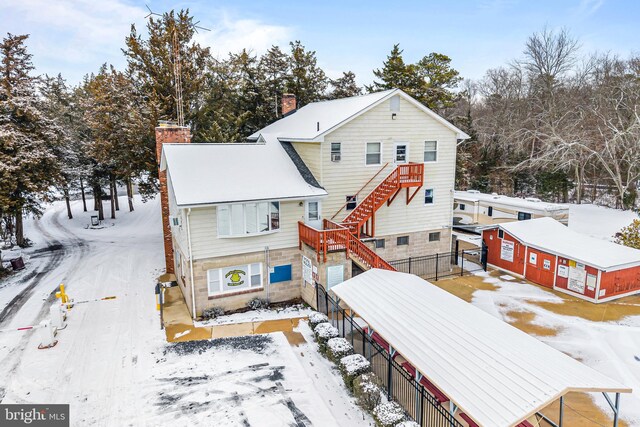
390 95 400 112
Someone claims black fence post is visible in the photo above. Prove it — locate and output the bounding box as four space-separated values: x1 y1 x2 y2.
316 286 319 311
435 253 439 281
461 250 465 276
408 256 412 274
324 289 329 315
387 350 393 398
419 384 424 426
455 239 459 265
362 328 366 356
342 309 346 338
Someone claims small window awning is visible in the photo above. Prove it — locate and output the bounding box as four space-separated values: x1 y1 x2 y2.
331 269 631 427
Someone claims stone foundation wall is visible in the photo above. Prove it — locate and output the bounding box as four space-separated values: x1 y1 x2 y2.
363 228 452 261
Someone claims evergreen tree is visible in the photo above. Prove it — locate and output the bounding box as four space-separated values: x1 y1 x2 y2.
328 71 362 99
286 41 327 107
368 44 461 112
0 33 61 246
259 45 290 119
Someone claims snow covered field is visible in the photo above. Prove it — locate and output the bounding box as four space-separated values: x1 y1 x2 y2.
0 197 372 426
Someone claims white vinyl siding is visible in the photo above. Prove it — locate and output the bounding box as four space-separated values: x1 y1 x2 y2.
188 200 302 260
320 96 457 238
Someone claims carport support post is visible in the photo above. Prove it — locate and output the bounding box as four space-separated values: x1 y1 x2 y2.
416 373 423 424
614 393 620 427
461 250 465 276
559 396 564 427
387 346 395 397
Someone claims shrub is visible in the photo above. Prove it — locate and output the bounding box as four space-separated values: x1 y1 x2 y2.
339 353 371 389
373 401 406 427
308 312 329 329
396 421 419 427
247 297 269 310
353 373 383 411
201 306 224 320
327 337 353 362
314 322 339 353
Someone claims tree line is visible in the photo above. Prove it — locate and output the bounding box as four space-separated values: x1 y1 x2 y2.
1 9 638 250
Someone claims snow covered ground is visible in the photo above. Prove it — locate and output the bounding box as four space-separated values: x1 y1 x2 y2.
466 271 640 425
0 197 371 426
195 304 315 327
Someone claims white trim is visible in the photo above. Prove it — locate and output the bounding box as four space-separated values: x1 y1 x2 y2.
206 262 264 297
365 141 383 167
217 201 280 237
424 188 435 205
393 142 409 164
423 140 438 163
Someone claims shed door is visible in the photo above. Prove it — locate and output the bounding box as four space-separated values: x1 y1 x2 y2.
525 248 555 288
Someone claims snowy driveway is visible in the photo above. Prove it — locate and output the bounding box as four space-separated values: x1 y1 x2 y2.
0 197 372 426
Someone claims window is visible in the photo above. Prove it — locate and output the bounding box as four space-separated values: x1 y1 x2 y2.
207 263 263 295
459 203 466 211
218 201 280 236
424 141 437 162
331 143 341 162
488 206 493 217
307 201 319 221
366 142 381 165
394 144 407 163
390 95 400 112
498 229 504 239
424 189 434 204
346 195 357 211
429 232 441 242
397 236 409 246
375 239 385 249
518 212 532 221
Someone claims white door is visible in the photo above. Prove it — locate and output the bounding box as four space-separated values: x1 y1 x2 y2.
305 200 322 229
394 143 408 164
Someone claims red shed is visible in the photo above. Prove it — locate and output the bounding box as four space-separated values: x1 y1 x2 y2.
482 217 640 303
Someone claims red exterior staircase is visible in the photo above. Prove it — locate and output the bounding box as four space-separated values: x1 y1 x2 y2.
298 163 424 272
342 163 424 238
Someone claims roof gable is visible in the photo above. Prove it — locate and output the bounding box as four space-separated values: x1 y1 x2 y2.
249 89 470 142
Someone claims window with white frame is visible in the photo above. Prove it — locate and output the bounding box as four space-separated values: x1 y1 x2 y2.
218 201 280 237
424 141 437 162
307 201 319 221
207 263 263 295
346 195 357 211
366 142 381 165
424 189 434 204
331 143 341 162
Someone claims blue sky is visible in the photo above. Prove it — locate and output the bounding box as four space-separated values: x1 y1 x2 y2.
1 0 638 86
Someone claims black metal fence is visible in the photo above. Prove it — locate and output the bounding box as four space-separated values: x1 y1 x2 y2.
316 284 464 427
389 246 487 281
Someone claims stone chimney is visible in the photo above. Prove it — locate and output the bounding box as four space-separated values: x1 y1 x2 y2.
156 122 191 274
282 93 297 116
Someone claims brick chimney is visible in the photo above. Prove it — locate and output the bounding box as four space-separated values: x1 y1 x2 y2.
282 93 296 116
156 122 191 274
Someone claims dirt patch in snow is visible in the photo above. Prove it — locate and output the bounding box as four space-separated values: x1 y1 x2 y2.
529 297 640 322
539 391 629 427
433 275 499 302
504 309 559 337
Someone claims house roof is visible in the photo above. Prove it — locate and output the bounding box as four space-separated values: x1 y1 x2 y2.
455 191 568 213
495 217 640 271
248 89 470 141
160 135 327 207
331 269 630 427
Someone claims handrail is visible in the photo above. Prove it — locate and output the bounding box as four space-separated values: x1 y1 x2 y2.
330 162 391 220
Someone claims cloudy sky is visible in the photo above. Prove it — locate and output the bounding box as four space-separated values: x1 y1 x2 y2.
1 0 638 85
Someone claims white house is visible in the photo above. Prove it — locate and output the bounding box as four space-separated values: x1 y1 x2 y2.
158 89 469 317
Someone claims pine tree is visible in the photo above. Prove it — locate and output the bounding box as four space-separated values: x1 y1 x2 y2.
0 33 62 246
259 46 290 119
368 44 417 93
328 71 362 99
286 41 327 107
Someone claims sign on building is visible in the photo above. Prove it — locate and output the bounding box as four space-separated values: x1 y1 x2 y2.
302 255 313 284
567 262 587 294
221 266 248 291
500 240 514 262
558 265 569 278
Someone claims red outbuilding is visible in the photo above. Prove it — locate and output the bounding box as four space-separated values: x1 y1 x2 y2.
482 217 640 303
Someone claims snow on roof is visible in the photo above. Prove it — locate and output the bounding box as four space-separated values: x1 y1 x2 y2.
161 135 327 206
455 191 568 212
249 89 470 141
498 217 640 271
331 269 630 427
